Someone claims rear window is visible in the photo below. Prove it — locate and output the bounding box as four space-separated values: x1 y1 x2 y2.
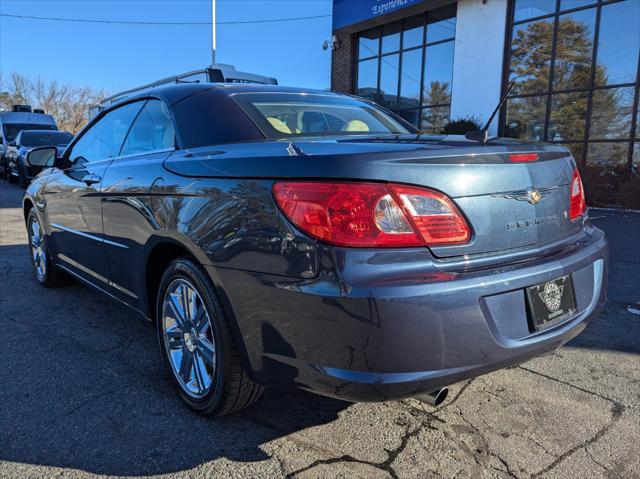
21 131 73 147
3 123 56 143
231 93 412 139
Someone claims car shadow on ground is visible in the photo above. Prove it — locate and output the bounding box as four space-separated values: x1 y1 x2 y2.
0 243 349 476
566 301 640 355
567 210 640 355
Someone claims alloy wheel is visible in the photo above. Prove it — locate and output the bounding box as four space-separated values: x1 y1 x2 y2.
29 216 47 282
162 278 216 398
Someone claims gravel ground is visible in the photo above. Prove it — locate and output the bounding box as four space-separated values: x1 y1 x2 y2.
1 179 639 479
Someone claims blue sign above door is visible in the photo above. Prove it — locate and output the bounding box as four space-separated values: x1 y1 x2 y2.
333 0 424 30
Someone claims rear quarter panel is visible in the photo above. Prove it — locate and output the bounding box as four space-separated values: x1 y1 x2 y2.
99 154 319 315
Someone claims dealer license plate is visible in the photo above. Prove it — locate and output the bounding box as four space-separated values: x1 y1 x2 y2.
526 275 577 332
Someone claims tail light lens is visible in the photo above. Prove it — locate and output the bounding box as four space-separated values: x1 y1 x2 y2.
272 181 471 248
569 168 587 220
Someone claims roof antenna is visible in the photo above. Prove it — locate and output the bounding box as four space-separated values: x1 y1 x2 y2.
465 81 515 143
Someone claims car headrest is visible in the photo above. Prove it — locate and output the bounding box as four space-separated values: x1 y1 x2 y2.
267 117 292 134
344 120 370 132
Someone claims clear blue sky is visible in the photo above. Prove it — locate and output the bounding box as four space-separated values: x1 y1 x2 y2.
0 0 333 95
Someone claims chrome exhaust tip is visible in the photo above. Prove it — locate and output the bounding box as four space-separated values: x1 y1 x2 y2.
414 387 449 407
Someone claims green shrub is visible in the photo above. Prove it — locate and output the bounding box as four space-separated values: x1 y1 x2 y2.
440 117 483 135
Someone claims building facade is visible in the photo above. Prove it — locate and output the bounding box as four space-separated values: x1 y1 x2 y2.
331 0 640 208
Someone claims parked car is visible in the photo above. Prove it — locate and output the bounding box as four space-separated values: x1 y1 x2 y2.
6 130 73 187
0 108 57 180
22 84 608 416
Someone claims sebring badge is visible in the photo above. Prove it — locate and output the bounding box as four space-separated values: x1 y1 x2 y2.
539 281 564 312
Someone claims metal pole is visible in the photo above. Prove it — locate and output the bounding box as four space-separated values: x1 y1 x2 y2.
211 0 216 65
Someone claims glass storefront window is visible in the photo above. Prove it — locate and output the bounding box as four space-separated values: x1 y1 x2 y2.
589 87 635 140
560 0 596 10
514 0 555 22
399 48 422 110
426 5 456 43
356 58 378 101
381 22 402 54
357 6 456 134
423 42 454 105
595 1 640 86
509 17 553 95
358 29 379 59
548 91 588 141
379 54 400 109
501 0 640 208
505 96 546 141
403 16 424 50
553 9 595 90
586 142 629 168
421 106 451 134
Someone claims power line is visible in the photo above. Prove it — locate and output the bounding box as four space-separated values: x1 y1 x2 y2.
0 12 331 26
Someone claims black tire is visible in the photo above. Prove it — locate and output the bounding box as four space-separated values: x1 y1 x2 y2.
26 209 66 287
0 159 6 180
156 257 263 416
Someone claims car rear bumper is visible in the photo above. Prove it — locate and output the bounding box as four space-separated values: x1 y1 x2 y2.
208 224 608 402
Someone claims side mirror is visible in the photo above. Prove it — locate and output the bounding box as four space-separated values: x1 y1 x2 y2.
26 147 57 168
8 141 16 147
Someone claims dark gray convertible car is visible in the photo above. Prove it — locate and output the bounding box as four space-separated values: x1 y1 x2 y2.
22 84 608 416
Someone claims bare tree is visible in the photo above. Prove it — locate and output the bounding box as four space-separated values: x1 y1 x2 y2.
0 72 106 134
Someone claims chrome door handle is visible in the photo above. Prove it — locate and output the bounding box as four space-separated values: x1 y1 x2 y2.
82 174 101 186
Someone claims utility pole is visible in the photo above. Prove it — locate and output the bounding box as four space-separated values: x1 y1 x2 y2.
211 0 216 65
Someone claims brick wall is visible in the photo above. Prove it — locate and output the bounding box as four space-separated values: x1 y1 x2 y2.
330 32 357 94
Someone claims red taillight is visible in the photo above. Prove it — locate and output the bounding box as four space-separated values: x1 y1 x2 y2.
272 181 471 248
569 168 587 220
509 153 539 163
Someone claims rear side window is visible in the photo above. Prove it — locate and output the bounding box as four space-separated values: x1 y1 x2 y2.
171 90 263 148
121 100 176 156
68 101 143 167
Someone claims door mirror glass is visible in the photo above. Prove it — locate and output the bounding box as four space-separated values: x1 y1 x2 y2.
26 147 57 167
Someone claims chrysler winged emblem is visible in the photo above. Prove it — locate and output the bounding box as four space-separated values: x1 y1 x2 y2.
491 186 558 204
527 188 541 205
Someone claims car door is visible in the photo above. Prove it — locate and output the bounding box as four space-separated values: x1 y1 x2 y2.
100 99 177 309
43 101 144 287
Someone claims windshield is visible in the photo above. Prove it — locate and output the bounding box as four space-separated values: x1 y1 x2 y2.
3 123 56 143
21 131 73 147
232 93 413 139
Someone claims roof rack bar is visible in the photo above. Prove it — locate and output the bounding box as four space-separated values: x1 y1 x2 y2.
90 64 277 118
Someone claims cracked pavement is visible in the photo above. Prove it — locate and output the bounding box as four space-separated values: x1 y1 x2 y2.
1 180 639 478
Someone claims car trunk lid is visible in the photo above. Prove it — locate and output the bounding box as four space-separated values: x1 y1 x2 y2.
164 135 583 258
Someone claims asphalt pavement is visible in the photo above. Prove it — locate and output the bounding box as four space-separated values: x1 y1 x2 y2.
0 179 639 479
